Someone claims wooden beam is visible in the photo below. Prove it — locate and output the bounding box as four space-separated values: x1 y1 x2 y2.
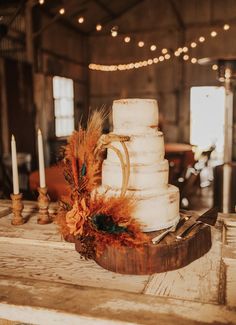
33 5 88 39
89 0 145 34
168 0 185 30
93 0 116 18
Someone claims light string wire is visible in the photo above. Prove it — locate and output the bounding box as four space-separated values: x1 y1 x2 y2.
89 24 231 72
37 1 230 72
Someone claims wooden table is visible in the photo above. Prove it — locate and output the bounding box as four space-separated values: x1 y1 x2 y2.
0 201 236 325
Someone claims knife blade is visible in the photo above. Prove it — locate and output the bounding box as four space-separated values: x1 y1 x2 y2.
152 214 191 244
175 207 218 239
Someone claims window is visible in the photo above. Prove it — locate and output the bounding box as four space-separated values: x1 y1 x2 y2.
190 86 225 161
53 76 74 137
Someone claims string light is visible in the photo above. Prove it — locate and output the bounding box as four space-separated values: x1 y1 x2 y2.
124 36 131 43
223 24 230 30
96 24 102 31
211 30 217 37
138 41 144 47
39 0 44 4
78 16 84 23
59 8 65 15
89 22 231 72
111 30 118 37
150 44 157 51
111 26 118 37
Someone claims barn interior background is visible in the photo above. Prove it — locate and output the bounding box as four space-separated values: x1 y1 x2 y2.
0 0 236 210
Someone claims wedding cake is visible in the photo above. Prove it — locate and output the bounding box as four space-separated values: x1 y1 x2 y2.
100 98 180 232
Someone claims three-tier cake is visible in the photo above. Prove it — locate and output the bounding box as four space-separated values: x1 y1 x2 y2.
100 98 180 232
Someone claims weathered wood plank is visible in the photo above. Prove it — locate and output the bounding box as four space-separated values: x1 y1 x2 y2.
221 216 236 307
0 214 62 242
0 207 11 218
0 240 149 294
143 227 222 304
0 276 236 325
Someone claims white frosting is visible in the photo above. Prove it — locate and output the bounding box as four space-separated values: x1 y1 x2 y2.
102 160 169 190
113 99 158 132
107 131 164 165
99 98 180 232
97 185 180 232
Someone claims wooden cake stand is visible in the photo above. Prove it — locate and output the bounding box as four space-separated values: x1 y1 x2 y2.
91 212 212 275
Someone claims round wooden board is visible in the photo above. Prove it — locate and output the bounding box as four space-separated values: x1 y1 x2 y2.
92 221 212 275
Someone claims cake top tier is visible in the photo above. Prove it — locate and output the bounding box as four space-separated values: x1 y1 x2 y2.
112 99 159 132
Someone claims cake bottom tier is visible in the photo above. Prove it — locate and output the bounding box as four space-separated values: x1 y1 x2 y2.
97 184 180 232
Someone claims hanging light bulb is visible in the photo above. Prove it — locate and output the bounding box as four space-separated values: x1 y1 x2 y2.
223 24 230 31
164 53 170 60
212 64 218 70
191 42 197 48
138 41 145 47
182 47 188 52
183 54 189 61
124 36 131 43
150 44 157 51
159 55 164 61
78 16 84 23
191 58 197 64
162 48 168 54
199 36 205 42
174 50 180 56
39 0 44 4
96 24 102 31
59 8 65 15
211 30 217 37
111 26 118 37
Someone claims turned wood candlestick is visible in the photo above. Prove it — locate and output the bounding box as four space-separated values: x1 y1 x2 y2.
11 193 25 225
37 187 51 224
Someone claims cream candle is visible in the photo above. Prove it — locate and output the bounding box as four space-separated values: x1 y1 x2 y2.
38 129 46 188
11 135 19 194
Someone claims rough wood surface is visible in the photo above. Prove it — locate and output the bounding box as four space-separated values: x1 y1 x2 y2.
93 215 212 275
144 226 222 304
0 205 235 324
0 276 236 325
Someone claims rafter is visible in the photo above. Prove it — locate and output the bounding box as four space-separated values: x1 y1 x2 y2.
168 0 185 30
89 0 145 34
94 0 116 18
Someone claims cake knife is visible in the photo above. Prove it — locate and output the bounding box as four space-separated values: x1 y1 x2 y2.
152 214 191 244
175 207 218 239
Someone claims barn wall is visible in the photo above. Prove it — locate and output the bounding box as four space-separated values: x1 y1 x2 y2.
88 0 236 158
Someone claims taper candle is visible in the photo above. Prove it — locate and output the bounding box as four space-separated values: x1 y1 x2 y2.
37 129 46 188
11 135 19 195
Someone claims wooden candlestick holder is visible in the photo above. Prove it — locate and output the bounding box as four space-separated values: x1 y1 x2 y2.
37 187 51 224
10 193 25 225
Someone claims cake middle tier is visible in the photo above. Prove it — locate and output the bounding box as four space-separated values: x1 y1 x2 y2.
107 131 164 164
102 159 169 190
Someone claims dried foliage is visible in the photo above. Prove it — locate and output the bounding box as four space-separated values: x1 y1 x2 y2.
55 109 148 260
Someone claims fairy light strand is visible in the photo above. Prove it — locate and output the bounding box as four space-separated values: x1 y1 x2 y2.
89 23 231 72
